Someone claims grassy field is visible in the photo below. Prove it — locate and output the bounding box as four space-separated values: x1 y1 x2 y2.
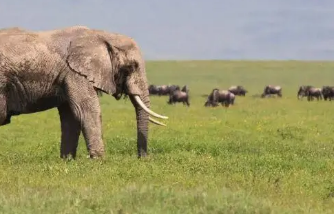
1 60 334 213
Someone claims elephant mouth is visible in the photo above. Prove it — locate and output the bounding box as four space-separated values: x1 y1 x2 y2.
112 93 123 100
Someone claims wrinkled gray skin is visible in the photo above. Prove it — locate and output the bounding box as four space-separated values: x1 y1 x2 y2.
204 89 235 107
0 26 168 159
261 85 282 98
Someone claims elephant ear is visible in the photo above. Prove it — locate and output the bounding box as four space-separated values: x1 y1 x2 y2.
66 35 117 94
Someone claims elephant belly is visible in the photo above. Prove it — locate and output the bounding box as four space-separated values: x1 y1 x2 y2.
23 95 66 113
7 85 66 115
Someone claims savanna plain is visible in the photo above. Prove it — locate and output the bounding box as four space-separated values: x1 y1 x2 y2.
1 60 334 214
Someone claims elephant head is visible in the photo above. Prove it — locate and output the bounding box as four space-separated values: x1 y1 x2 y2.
66 30 168 157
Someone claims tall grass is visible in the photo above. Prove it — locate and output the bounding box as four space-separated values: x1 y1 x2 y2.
1 60 334 213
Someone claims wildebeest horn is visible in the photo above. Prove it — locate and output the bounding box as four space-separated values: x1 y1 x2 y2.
134 95 168 119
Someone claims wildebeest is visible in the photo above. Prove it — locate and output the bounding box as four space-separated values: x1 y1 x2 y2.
204 88 235 107
149 84 180 96
305 87 322 101
297 85 313 100
158 85 170 96
181 85 189 93
167 88 190 106
322 86 334 101
228 85 248 96
261 85 282 98
148 84 160 95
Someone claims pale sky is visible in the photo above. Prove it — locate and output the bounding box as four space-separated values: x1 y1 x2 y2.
0 0 333 60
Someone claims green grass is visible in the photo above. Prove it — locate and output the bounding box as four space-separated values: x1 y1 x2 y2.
1 60 334 213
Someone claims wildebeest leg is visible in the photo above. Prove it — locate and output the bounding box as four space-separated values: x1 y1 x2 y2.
0 94 8 126
167 96 172 105
58 102 81 159
225 102 230 108
186 98 190 106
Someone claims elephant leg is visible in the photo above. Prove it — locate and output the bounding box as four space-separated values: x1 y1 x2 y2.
65 78 104 158
58 102 81 159
0 94 7 126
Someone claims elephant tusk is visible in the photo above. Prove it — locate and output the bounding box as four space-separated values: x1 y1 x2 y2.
149 117 166 126
134 95 168 119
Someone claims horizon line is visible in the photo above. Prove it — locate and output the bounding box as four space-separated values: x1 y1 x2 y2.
145 59 334 62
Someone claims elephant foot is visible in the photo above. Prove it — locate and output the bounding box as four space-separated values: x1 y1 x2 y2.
1 115 11 126
88 149 105 159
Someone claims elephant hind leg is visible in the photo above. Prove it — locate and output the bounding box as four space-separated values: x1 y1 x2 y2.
58 102 81 160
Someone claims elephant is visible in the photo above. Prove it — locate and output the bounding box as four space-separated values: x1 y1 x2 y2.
297 85 313 100
167 89 190 106
0 25 168 159
204 89 235 107
261 85 282 98
228 85 248 96
322 86 334 101
305 87 322 101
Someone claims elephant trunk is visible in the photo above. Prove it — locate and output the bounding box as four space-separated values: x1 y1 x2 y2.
130 92 150 158
127 60 167 158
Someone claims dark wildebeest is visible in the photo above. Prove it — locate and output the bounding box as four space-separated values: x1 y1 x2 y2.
181 85 189 93
297 85 313 100
167 88 190 106
305 86 322 101
228 85 248 96
261 85 282 98
158 84 180 96
204 88 235 107
322 86 334 101
168 84 181 95
148 84 160 95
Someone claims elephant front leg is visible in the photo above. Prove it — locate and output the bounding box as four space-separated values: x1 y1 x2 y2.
65 76 105 159
0 94 7 126
81 102 104 158
58 102 81 159
70 95 104 158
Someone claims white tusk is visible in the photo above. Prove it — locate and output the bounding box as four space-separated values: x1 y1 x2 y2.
149 117 166 126
134 95 168 119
